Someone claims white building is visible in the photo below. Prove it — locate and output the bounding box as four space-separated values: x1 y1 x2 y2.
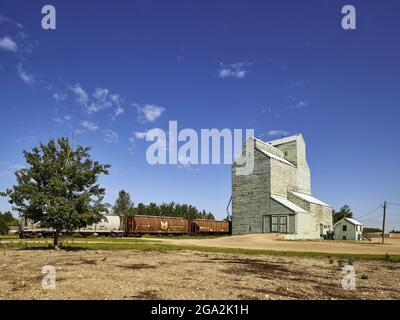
333 217 364 241
232 134 333 239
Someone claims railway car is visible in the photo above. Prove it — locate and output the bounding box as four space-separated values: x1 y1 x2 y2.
190 219 231 235
19 215 123 238
19 214 232 238
126 215 189 235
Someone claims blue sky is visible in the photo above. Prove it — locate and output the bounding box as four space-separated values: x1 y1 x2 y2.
0 0 399 229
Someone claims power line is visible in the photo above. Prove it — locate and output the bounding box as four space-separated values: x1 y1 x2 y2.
360 212 382 220
356 203 384 220
388 201 400 207
360 214 382 222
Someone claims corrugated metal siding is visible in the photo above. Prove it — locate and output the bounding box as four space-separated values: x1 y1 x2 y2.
192 219 230 234
127 216 189 234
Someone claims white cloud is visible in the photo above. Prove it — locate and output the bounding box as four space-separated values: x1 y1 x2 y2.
128 134 136 155
53 115 72 125
134 131 147 140
0 36 18 52
137 104 166 123
291 100 308 109
81 120 98 131
70 83 89 108
93 88 109 101
266 130 289 137
290 80 304 88
113 106 125 119
70 84 124 116
53 92 67 102
17 63 34 85
178 155 200 172
103 130 119 144
218 62 252 79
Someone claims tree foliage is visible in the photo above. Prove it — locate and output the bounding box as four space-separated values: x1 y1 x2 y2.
113 190 135 232
1 138 110 247
134 202 215 220
333 204 353 224
0 211 19 227
0 219 9 235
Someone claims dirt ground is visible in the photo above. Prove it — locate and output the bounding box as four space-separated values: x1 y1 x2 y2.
1 248 400 300
140 234 400 255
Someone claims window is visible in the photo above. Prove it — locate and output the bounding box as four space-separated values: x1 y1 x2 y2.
284 151 288 157
342 225 347 232
343 236 347 240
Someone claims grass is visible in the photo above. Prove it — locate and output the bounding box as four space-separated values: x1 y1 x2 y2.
1 239 400 262
0 236 157 243
0 235 18 240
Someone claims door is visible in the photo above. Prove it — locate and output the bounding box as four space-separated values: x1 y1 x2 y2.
270 215 287 233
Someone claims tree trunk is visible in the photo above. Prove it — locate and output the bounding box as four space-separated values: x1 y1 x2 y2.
53 231 60 250
122 214 127 236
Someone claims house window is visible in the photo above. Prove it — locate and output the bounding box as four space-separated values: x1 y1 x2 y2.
342 225 347 232
343 236 347 240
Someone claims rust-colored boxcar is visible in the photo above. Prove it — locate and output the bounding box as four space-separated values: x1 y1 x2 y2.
191 219 231 235
126 215 189 234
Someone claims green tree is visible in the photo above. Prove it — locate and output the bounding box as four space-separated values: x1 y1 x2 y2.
147 202 160 216
0 211 19 227
113 190 135 233
206 212 215 220
137 203 146 215
0 219 9 235
333 204 353 224
1 138 110 248
131 202 216 220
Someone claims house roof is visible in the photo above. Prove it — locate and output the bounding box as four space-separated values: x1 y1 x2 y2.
290 191 331 207
267 134 302 146
334 217 363 226
271 195 308 214
255 147 295 167
249 136 296 167
233 136 289 165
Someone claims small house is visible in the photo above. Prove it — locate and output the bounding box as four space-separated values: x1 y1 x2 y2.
333 217 363 241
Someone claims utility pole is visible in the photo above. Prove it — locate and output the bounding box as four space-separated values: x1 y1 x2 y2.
382 201 387 244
